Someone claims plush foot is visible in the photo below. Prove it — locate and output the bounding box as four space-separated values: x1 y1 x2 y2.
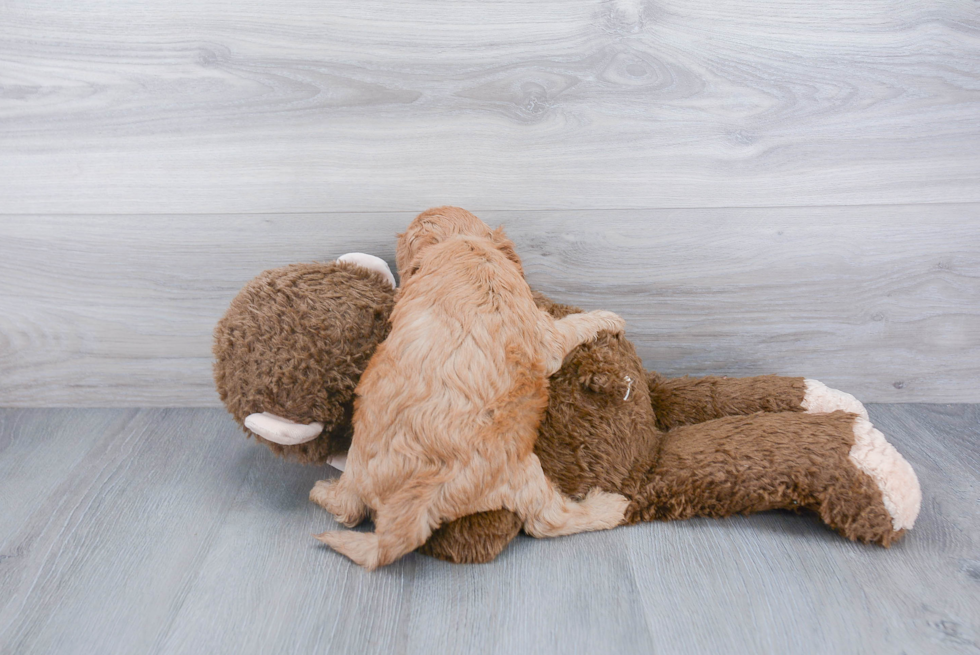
801 379 869 419
310 479 369 528
847 416 921 534
799 381 919 535
814 413 921 546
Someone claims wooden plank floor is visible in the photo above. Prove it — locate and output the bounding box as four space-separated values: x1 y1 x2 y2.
0 405 977 654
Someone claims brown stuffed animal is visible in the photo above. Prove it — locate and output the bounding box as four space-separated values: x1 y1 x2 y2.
213 208 921 564
213 253 396 468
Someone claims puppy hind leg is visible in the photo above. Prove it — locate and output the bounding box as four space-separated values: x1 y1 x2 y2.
512 457 629 537
317 488 439 570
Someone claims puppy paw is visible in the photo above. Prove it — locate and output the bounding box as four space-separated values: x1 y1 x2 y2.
580 489 631 529
309 479 338 513
310 479 367 528
587 310 626 336
801 379 869 420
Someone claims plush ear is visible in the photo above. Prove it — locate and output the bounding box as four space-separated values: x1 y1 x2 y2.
336 253 397 289
581 368 636 401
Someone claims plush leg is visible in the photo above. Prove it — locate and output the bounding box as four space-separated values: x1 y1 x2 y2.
647 373 808 430
309 476 370 528
627 411 921 546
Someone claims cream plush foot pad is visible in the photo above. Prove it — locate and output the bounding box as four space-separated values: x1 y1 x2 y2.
849 417 922 531
801 379 869 420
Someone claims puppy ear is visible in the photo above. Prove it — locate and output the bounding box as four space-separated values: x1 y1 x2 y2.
395 229 415 281
396 221 443 283
490 226 524 276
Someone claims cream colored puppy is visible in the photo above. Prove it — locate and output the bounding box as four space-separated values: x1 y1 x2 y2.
311 207 630 570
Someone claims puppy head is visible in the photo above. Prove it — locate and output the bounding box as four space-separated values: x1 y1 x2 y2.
397 206 523 283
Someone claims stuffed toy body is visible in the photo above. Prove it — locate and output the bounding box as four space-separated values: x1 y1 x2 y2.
213 208 921 565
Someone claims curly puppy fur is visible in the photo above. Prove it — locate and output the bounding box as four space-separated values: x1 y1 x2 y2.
312 208 630 569
213 261 395 463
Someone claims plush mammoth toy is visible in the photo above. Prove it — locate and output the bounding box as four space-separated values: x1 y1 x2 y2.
213 208 921 564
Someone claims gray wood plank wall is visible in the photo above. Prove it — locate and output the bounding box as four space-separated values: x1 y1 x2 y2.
1 0 979 405
1 207 978 406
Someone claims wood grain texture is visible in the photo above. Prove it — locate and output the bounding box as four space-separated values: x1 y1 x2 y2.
0 405 976 654
1 206 978 406
1 0 979 214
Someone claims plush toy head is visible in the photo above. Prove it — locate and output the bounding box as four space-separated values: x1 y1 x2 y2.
212 256 396 464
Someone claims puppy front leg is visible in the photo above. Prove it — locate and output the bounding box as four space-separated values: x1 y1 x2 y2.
542 310 625 375
316 487 438 570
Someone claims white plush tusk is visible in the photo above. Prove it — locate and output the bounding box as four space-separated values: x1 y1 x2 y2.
244 412 324 445
326 453 347 472
337 253 397 289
